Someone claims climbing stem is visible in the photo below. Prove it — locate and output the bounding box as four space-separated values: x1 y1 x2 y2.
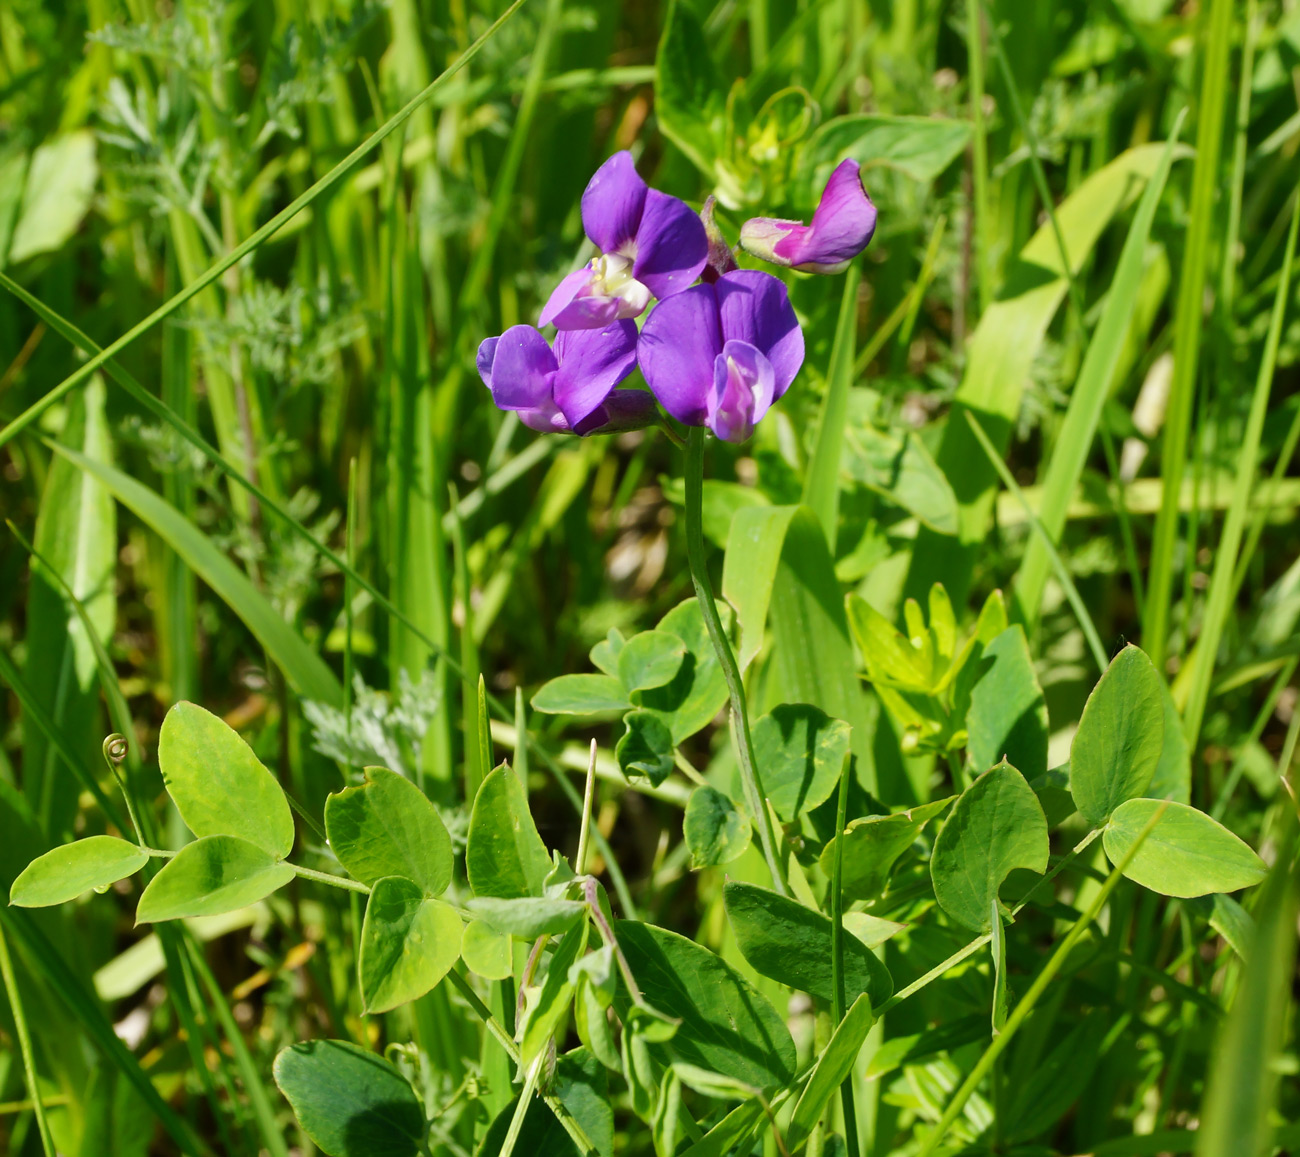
683 427 788 896
830 756 861 1155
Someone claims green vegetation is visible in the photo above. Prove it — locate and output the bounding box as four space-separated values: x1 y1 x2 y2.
1 1 1298 1155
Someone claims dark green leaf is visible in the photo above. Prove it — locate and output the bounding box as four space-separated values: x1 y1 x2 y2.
359 877 463 1013
818 798 953 902
654 0 726 177
801 114 971 196
638 600 732 744
748 703 851 821
615 710 676 786
683 786 751 868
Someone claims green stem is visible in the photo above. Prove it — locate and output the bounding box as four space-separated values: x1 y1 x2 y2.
683 427 788 896
830 756 860 1155
290 864 371 895
916 804 1168 1156
499 1055 545 1157
0 923 57 1157
964 0 992 316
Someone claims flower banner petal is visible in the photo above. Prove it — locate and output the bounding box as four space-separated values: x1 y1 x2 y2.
632 189 709 300
581 151 648 255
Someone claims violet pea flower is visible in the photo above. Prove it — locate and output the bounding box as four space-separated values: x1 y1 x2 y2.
477 320 655 436
540 151 709 330
739 158 877 275
638 270 804 444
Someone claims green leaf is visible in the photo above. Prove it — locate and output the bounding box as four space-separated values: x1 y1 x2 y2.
136 836 295 923
637 599 732 744
466 765 551 899
683 786 751 868
1070 645 1165 827
323 767 451 896
461 919 514 980
678 1101 765 1157
576 971 621 1071
931 762 1049 932
723 881 893 1006
158 701 296 859
617 630 686 693
273 1039 427 1157
589 629 625 677
748 703 852 822
9 836 149 907
966 626 1049 781
818 798 953 902
521 919 589 1066
531 674 631 715
8 130 98 263
846 593 931 691
801 114 971 195
51 444 343 707
787 993 875 1149
1149 680 1191 804
615 920 796 1089
654 0 726 178
465 896 586 939
842 425 959 535
615 710 676 786
1102 800 1268 898
359 877 463 1013
478 1049 615 1157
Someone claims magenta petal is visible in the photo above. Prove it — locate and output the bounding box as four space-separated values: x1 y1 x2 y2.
476 336 500 390
552 320 639 429
715 271 804 398
708 340 776 443
637 284 723 426
572 388 658 436
581 152 648 255
774 159 876 272
488 325 560 414
631 189 708 299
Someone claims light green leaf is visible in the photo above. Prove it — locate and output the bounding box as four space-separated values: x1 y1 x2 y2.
842 425 959 535
466 765 551 899
722 504 798 673
787 994 875 1149
359 877 463 1013
723 881 893 1006
531 674 631 715
8 130 98 263
749 703 852 821
1103 800 1268 898
324 767 451 896
136 835 295 923
461 919 514 980
637 599 732 743
801 114 971 195
1149 680 1191 804
10 836 148 907
615 710 675 786
618 630 686 693
521 920 589 1067
678 1101 765 1157
273 1039 426 1157
966 625 1049 780
589 629 625 677
158 701 295 859
1070 645 1165 827
615 921 796 1089
683 786 751 868
931 762 1049 932
654 0 726 179
51 444 343 706
846 593 931 691
465 896 586 939
819 797 953 902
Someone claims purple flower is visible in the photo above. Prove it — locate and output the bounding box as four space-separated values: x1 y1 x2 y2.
477 321 654 435
539 152 709 330
638 270 804 443
739 159 877 275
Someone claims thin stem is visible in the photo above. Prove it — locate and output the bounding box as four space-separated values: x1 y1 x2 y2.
499 1055 544 1157
830 755 860 1155
575 739 598 877
289 864 371 895
0 923 57 1157
874 934 993 1018
964 0 992 316
683 427 787 896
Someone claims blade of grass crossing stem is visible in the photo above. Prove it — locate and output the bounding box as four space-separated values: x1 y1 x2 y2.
1182 196 1300 747
447 491 484 801
1014 117 1186 624
0 0 529 450
803 262 860 552
916 802 1170 1157
1194 815 1298 1157
0 921 56 1157
1145 0 1236 665
965 411 1109 673
830 754 860 1155
964 0 992 315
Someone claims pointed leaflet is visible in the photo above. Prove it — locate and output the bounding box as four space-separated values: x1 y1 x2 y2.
965 625 1049 780
136 835 295 923
324 767 452 896
466 764 552 898
818 797 953 902
273 1040 427 1157
931 762 1049 932
159 701 295 859
723 881 893 1006
1070 645 1164 827
521 920 589 1067
359 877 463 1013
10 836 148 907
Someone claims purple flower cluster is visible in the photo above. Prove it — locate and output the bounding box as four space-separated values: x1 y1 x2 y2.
477 152 875 443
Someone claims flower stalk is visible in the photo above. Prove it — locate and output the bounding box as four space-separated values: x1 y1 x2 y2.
683 427 788 896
